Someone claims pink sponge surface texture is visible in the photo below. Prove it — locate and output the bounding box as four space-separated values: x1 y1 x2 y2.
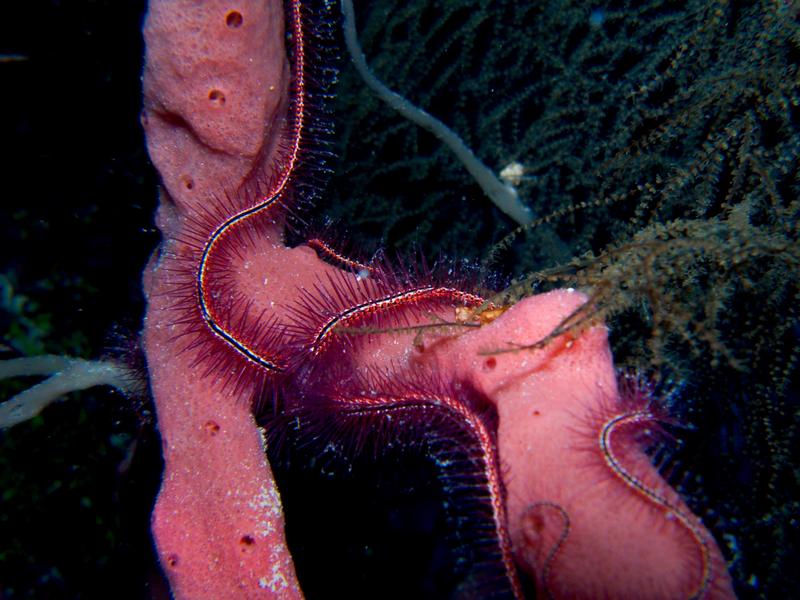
142 1 301 598
426 291 735 599
142 0 288 215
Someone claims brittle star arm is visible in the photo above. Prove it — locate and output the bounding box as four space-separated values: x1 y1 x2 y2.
0 356 138 428
341 0 534 226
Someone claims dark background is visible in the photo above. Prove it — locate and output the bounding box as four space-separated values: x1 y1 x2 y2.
0 1 163 598
1 1 797 598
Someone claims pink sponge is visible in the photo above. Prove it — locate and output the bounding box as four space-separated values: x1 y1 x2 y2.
142 0 302 597
140 0 736 597
142 0 288 213
423 290 735 598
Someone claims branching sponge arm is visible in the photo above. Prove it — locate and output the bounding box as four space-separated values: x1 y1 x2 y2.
341 0 534 226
